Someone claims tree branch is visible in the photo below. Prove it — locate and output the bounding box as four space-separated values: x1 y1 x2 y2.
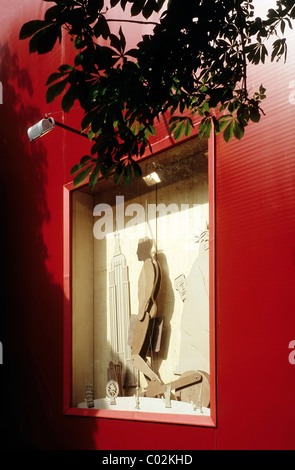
234 1 248 96
106 18 159 26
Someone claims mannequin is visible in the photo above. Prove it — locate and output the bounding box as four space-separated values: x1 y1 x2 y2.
130 236 210 406
131 237 163 385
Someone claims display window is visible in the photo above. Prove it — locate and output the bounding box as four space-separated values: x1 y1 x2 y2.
63 135 216 426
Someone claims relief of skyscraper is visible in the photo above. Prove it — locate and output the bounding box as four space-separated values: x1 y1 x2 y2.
109 232 136 392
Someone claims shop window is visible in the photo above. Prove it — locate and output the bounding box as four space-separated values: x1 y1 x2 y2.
64 136 216 426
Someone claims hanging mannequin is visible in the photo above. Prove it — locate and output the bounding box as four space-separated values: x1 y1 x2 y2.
130 237 163 385
130 236 210 406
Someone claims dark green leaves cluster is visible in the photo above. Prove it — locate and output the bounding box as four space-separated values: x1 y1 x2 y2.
20 0 295 188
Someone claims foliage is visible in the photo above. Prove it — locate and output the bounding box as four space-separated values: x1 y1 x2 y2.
20 0 295 188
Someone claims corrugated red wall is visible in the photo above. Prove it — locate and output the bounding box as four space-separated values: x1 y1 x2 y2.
1 0 295 450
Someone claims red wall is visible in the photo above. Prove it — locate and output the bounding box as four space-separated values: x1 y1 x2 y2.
1 1 295 450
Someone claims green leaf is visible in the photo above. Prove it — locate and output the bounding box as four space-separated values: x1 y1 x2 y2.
138 140 144 156
87 0 104 17
74 53 83 66
58 64 75 73
45 5 61 22
119 27 126 52
223 121 234 143
93 15 111 39
89 164 101 189
132 160 142 178
80 155 93 165
113 164 123 185
110 33 122 53
73 164 95 187
29 24 61 54
126 48 138 59
74 34 86 50
46 77 69 103
123 164 133 186
233 121 244 140
173 121 185 141
249 107 261 123
156 0 165 10
184 118 193 138
143 0 158 19
169 116 185 124
215 116 232 135
88 129 96 141
61 85 76 113
259 85 266 95
71 164 82 176
131 0 146 17
19 20 48 40
198 119 208 140
70 156 93 176
46 71 66 86
81 111 96 132
204 119 212 138
100 162 116 180
146 124 156 136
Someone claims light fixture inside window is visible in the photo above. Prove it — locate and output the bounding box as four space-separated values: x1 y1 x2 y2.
143 171 161 186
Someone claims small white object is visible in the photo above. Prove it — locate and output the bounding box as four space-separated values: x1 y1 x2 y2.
85 384 94 408
174 274 187 301
163 384 172 408
134 385 140 410
106 380 119 405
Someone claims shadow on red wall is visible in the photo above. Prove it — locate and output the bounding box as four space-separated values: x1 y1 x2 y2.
0 41 66 449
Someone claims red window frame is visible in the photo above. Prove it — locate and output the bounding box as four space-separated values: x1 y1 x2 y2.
62 134 216 427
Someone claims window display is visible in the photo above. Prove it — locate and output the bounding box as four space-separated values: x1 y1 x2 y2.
67 136 214 423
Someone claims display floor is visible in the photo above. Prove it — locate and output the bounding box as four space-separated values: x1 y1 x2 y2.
77 396 210 416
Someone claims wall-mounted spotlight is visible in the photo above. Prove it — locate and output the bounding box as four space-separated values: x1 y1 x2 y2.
27 117 55 141
27 116 94 142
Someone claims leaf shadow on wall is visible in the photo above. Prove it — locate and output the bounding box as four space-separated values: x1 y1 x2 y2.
0 42 97 450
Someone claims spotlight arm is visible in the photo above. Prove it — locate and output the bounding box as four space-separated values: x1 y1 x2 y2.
54 120 95 141
27 116 96 142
